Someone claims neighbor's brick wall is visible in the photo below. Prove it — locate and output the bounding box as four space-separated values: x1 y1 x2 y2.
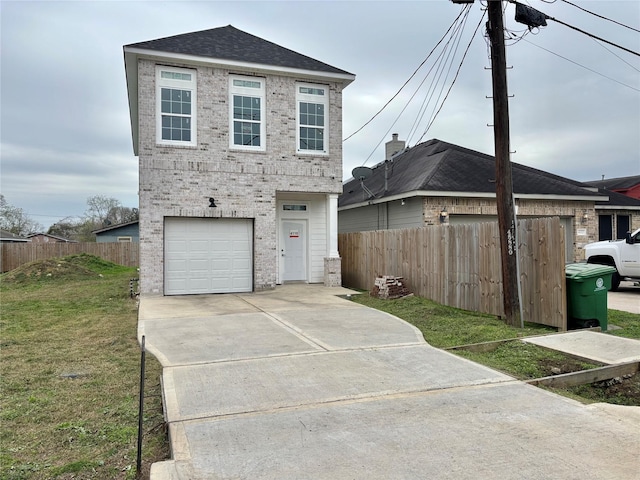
137 59 344 294
420 197 598 262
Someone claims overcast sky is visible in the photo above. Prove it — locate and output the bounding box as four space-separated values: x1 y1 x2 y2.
1 0 639 230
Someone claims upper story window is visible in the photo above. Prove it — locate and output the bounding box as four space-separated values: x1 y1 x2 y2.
297 84 328 154
156 66 197 147
230 76 265 151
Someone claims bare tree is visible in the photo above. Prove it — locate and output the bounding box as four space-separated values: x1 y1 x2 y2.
0 195 43 235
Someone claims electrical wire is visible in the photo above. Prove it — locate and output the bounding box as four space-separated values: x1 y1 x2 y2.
523 38 640 92
560 0 640 34
591 37 640 73
548 16 640 57
407 7 472 144
357 5 473 167
508 1 640 57
416 10 488 144
342 5 471 143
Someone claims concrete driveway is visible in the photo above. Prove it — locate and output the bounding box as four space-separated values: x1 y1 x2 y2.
139 285 640 479
609 281 640 314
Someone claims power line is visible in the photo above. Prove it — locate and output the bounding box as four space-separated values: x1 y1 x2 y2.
358 6 474 167
416 10 487 144
548 15 640 58
523 38 640 92
560 0 640 34
510 1 640 58
342 5 471 143
591 37 640 73
407 7 472 144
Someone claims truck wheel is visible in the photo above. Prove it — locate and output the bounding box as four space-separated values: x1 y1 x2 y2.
611 271 621 291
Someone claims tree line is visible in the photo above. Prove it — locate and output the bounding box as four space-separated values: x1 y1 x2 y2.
0 195 138 242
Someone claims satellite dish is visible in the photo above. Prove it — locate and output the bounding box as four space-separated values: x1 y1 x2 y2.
352 166 373 181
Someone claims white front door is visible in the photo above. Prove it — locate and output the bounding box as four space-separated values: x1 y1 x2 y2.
281 220 306 281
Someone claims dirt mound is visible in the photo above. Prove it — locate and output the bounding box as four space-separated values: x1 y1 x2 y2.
2 257 101 284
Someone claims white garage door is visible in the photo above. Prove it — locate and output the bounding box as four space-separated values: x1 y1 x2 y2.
164 217 253 295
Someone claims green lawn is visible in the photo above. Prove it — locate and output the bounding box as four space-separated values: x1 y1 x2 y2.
0 255 168 479
350 292 639 405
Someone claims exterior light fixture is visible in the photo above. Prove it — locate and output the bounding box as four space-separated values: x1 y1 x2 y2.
209 197 217 208
582 212 588 224
401 199 405 206
439 208 449 224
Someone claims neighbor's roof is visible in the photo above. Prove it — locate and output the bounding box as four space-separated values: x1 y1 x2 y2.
26 232 76 242
339 139 606 208
124 26 355 156
92 220 139 235
584 175 640 191
0 230 29 242
594 188 640 210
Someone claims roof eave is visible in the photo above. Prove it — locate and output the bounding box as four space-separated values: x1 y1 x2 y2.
595 205 640 210
124 49 140 156
338 191 607 211
124 46 356 83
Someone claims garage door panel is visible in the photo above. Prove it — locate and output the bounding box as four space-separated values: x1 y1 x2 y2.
165 218 253 295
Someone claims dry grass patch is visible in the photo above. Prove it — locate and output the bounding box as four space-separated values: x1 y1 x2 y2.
1 255 168 479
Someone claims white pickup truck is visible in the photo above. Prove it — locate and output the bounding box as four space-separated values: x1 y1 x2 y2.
584 227 640 290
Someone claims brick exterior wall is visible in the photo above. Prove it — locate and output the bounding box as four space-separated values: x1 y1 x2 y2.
137 59 344 294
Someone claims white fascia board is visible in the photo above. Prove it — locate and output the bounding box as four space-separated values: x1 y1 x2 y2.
595 205 640 211
338 190 607 211
513 193 607 202
123 50 140 156
123 47 356 85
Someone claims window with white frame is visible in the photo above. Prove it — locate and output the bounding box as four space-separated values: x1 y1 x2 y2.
230 76 265 150
297 84 328 154
156 66 197 146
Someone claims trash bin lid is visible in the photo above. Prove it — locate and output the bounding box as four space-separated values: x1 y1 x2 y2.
565 263 616 279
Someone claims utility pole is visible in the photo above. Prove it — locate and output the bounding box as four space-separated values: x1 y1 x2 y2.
487 0 521 326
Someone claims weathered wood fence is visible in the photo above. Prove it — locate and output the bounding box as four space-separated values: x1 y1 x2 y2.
1 242 139 272
339 217 567 330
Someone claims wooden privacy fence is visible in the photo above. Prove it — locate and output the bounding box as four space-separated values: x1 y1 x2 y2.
1 242 139 272
339 217 567 330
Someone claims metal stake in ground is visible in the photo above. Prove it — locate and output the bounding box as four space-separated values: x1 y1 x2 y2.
136 335 146 476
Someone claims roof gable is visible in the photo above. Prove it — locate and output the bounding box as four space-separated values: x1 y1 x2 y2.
125 25 353 76
340 139 606 207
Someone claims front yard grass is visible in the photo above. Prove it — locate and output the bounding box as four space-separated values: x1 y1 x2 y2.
0 255 168 479
350 293 640 405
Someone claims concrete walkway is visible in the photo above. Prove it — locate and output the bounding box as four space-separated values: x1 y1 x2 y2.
139 285 640 479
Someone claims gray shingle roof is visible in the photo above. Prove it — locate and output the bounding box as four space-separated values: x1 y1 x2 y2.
340 139 607 207
125 25 353 76
584 175 640 191
595 188 640 207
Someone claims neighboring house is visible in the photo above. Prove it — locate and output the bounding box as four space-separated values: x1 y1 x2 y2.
338 138 632 263
0 230 29 243
124 26 355 295
592 188 640 241
93 221 140 243
585 175 640 201
26 233 76 243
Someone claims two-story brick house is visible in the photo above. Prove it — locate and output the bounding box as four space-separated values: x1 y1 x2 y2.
124 26 355 295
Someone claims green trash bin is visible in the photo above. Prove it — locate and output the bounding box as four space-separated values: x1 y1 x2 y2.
565 263 616 331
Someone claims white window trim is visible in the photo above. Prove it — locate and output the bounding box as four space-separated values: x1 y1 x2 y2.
117 236 133 243
229 75 266 152
156 66 197 147
296 83 329 155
